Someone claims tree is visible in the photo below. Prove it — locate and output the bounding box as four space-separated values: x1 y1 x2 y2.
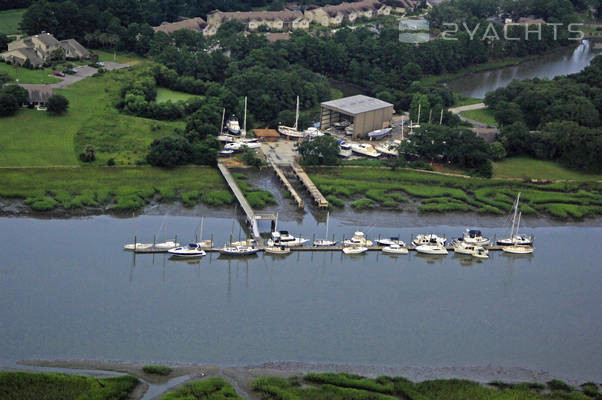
1 85 28 105
493 101 523 127
79 146 96 162
297 136 340 165
0 94 18 117
498 121 531 156
0 33 9 51
489 141 507 161
147 136 191 168
47 94 69 114
0 71 10 85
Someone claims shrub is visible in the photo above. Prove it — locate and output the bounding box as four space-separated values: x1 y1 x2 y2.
107 158 115 166
142 365 172 376
79 146 96 163
46 94 69 114
547 379 573 392
351 198 374 209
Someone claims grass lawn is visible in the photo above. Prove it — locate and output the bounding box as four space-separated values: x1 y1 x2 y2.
493 157 602 181
94 49 147 66
0 371 139 400
453 95 483 107
0 65 182 167
0 63 61 84
156 87 200 103
0 9 25 35
461 108 497 126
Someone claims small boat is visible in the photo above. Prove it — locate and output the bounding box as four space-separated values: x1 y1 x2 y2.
226 114 241 135
219 244 259 256
376 237 404 246
497 195 534 246
382 243 408 255
217 134 236 143
338 141 352 158
502 244 534 254
453 240 488 259
268 231 309 247
264 246 291 255
412 234 446 247
278 96 304 139
342 245 368 255
350 143 381 158
333 120 351 129
304 127 324 139
168 243 206 258
125 240 179 251
224 140 261 152
461 229 490 246
219 149 234 157
375 140 400 156
367 127 392 140
124 242 152 250
415 243 448 255
344 125 354 136
313 211 336 247
344 231 372 247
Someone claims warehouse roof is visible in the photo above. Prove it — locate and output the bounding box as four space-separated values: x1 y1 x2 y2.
321 95 393 115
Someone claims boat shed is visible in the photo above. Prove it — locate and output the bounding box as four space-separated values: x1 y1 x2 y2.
320 95 394 139
253 128 280 142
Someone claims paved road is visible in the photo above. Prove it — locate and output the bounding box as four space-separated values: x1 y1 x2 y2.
448 102 498 130
49 61 129 89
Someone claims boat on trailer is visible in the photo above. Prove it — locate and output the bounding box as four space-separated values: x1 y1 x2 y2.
278 96 304 139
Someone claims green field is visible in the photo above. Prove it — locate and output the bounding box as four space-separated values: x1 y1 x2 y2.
461 108 497 126
0 9 25 35
308 167 602 219
0 371 139 400
493 157 602 181
0 165 229 211
0 63 61 84
253 373 597 400
156 87 200 103
94 49 147 66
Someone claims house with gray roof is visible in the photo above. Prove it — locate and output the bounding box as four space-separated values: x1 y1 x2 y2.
19 84 54 109
0 32 90 67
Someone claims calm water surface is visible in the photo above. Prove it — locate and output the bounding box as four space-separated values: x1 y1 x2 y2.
0 214 600 381
447 41 601 98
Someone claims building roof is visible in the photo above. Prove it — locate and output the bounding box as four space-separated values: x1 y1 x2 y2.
19 84 54 103
264 32 291 42
320 0 385 17
153 17 207 33
254 129 280 137
59 39 91 57
321 95 393 115
0 48 44 66
33 32 60 47
209 9 305 22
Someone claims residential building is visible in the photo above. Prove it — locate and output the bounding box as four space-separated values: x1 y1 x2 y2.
304 0 392 27
19 84 54 109
153 17 207 34
0 32 90 67
206 9 309 32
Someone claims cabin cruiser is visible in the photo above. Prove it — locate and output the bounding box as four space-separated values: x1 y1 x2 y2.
338 140 352 158
264 245 291 255
342 245 368 255
368 127 392 140
460 229 490 246
376 237 405 246
412 234 446 247
333 120 351 129
224 139 261 152
382 243 408 255
268 231 309 247
415 240 448 255
219 244 259 256
350 143 381 158
304 127 324 139
226 115 241 135
453 240 488 259
375 140 400 156
344 231 372 247
168 243 206 258
124 240 179 251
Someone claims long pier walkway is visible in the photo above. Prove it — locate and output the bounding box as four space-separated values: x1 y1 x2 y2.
269 160 304 209
217 162 277 240
291 162 328 208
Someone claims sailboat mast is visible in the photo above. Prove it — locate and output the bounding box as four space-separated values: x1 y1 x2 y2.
511 192 520 237
516 212 521 235
325 211 330 238
294 96 299 130
243 96 247 135
200 216 204 242
220 108 225 135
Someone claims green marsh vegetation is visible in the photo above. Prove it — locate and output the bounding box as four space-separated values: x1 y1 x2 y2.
308 167 602 219
0 371 138 400
232 172 276 208
252 373 598 400
160 377 243 400
142 365 172 376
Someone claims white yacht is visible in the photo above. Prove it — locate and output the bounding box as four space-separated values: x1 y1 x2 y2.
497 194 534 246
350 143 381 158
168 243 206 258
342 245 368 255
278 96 304 139
224 140 261 152
219 244 259 256
264 246 291 255
415 242 448 255
304 127 324 139
460 229 490 246
338 141 352 158
412 234 446 247
268 231 309 247
382 243 408 255
226 115 241 135
344 231 372 247
375 140 400 156
502 244 535 254
453 240 488 259
313 211 336 247
376 237 404 246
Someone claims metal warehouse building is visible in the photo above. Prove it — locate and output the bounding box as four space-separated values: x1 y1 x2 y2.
320 95 394 139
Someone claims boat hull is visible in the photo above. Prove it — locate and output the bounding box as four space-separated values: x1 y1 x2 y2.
415 245 448 255
342 246 368 254
502 246 534 254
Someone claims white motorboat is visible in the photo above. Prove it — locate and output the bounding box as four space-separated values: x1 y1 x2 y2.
412 234 446 247
344 231 372 247
350 143 381 158
375 140 400 156
123 242 153 251
461 229 490 246
219 244 259 256
268 230 309 247
304 127 324 139
415 243 448 255
264 246 291 255
502 244 534 254
278 96 304 139
453 240 488 259
497 194 534 246
224 139 261 152
168 243 206 258
226 115 241 135
382 244 408 255
368 127 392 140
338 141 352 158
230 238 256 247
313 211 336 247
342 246 368 255
376 237 405 246
152 240 180 250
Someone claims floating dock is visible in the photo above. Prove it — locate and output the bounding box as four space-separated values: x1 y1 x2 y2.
290 162 328 208
269 160 304 208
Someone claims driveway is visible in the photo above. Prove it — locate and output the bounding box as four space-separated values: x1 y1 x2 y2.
49 62 129 89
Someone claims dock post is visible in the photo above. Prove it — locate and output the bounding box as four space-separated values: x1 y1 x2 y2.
175 235 177 246
195 233 198 243
153 235 156 247
211 233 214 248
134 235 136 251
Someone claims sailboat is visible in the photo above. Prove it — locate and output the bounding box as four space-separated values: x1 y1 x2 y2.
502 212 534 254
313 211 336 246
497 193 534 246
278 96 304 139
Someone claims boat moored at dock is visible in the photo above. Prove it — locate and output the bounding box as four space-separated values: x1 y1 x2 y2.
412 234 446 247
268 231 309 247
382 244 408 255
264 246 291 255
168 243 206 258
219 244 259 256
460 229 490 246
342 245 368 255
453 240 489 259
344 231 372 247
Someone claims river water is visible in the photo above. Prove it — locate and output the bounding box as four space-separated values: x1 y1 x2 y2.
446 40 601 98
0 213 600 382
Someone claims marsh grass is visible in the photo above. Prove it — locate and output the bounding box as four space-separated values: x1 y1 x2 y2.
142 365 172 376
161 377 243 399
